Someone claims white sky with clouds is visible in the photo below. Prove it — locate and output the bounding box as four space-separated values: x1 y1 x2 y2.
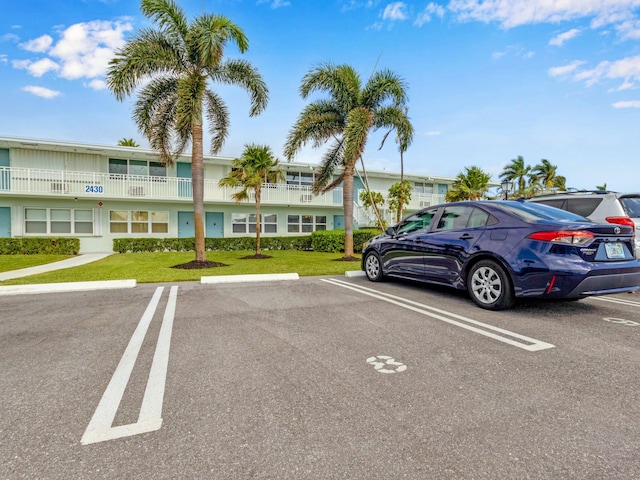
1 0 640 191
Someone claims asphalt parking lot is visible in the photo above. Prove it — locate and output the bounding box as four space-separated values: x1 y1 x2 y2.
2 276 640 479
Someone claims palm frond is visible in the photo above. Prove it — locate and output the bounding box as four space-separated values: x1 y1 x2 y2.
203 90 230 154
210 59 269 116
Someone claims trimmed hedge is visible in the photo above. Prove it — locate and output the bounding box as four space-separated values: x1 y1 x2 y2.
311 229 382 253
113 230 382 254
113 235 313 253
0 237 80 255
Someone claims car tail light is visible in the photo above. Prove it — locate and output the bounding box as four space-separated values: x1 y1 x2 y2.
605 216 635 232
528 231 595 245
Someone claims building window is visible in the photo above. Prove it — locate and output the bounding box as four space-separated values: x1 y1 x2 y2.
287 214 327 233
109 210 169 234
232 213 278 234
109 159 166 178
286 171 314 188
414 182 434 194
24 208 94 235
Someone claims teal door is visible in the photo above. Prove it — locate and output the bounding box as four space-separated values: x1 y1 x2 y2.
178 211 194 238
334 215 344 230
0 149 9 191
0 207 10 237
206 212 223 238
177 162 192 198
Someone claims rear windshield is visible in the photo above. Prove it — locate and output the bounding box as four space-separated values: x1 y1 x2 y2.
619 197 640 218
501 201 590 223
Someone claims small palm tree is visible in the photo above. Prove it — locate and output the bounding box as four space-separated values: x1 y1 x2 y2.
445 166 491 202
118 138 139 147
107 0 268 265
284 62 413 259
532 159 558 191
219 144 284 257
500 156 531 196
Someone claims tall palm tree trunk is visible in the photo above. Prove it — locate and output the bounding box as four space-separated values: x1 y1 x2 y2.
343 163 355 258
255 186 262 256
191 124 206 262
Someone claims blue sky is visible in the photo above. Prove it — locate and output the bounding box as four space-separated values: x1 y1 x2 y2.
2 1 640 192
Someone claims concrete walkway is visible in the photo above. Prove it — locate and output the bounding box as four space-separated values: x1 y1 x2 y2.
0 253 113 281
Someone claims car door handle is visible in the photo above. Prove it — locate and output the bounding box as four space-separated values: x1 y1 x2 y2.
459 234 474 240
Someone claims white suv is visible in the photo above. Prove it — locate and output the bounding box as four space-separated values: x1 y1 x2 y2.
529 191 640 258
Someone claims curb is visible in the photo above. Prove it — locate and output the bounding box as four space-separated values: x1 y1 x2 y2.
0 279 137 296
201 273 299 284
345 270 366 278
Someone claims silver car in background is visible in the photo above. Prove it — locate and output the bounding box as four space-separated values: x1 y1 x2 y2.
529 191 640 258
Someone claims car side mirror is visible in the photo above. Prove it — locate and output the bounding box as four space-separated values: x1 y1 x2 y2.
385 226 396 236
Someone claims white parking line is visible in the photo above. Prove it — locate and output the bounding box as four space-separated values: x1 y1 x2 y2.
81 286 178 445
322 279 555 352
590 296 640 308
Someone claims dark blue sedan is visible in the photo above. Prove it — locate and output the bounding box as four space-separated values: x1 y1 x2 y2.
361 200 640 310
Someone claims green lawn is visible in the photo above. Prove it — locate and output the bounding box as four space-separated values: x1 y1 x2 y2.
0 254 74 273
0 251 362 285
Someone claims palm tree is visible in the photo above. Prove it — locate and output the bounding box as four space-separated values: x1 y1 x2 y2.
107 0 268 264
445 166 491 202
500 156 531 196
118 138 139 147
284 63 412 259
219 144 284 257
531 159 558 192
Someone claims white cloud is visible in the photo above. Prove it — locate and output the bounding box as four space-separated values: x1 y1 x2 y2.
1 33 20 43
492 44 534 61
613 100 640 107
22 85 61 99
14 19 132 84
424 130 442 136
87 78 107 90
548 60 586 77
20 34 53 52
549 28 581 46
382 2 408 21
257 0 291 7
550 55 640 89
448 0 640 31
414 3 445 27
0 54 7 63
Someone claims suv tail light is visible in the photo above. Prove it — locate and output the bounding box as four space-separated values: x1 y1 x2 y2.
605 216 635 232
528 231 595 245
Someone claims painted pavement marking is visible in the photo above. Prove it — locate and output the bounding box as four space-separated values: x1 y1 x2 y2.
322 278 555 352
81 286 178 445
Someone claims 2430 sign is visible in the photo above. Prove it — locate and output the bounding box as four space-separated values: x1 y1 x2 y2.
84 185 104 194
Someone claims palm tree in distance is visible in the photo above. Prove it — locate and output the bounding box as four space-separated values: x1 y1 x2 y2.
107 0 268 266
284 63 413 259
118 138 139 147
445 166 491 202
500 156 531 197
531 159 558 192
219 144 284 257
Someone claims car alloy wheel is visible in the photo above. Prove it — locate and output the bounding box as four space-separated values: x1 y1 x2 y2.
467 260 515 310
364 252 384 282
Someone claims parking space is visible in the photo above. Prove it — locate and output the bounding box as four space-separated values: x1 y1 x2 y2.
1 277 639 478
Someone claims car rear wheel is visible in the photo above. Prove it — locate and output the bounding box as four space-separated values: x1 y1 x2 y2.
467 260 515 310
364 252 384 282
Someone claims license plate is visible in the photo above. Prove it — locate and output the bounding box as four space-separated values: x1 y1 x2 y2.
605 242 625 259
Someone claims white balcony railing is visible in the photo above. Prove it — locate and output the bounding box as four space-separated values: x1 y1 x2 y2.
0 166 343 207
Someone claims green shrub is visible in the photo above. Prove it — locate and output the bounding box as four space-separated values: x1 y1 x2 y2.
311 229 382 253
113 235 313 253
0 237 80 255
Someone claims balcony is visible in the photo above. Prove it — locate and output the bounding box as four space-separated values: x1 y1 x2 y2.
0 166 343 207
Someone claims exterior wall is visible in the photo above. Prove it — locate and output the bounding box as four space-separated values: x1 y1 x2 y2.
0 136 455 253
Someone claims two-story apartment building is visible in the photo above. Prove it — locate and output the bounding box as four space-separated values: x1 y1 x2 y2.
0 135 453 253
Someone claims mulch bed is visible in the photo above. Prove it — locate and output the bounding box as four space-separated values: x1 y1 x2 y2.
333 256 360 262
171 260 228 269
240 254 272 259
